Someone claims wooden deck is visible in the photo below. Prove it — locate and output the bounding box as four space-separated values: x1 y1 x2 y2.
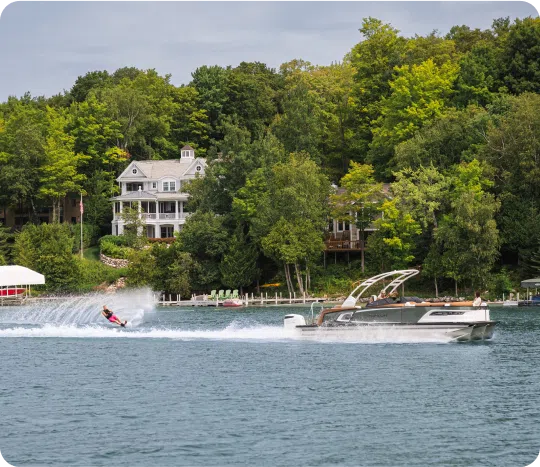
324 240 364 251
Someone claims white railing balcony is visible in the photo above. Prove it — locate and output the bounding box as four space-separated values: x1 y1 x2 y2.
141 213 157 220
158 213 178 220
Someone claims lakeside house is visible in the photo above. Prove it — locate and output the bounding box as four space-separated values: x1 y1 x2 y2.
324 184 390 255
0 197 82 228
111 145 206 239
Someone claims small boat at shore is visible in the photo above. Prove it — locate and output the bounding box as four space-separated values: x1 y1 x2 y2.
284 270 497 342
223 298 244 307
0 288 25 297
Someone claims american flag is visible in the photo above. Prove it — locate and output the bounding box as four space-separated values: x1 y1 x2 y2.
80 199 84 215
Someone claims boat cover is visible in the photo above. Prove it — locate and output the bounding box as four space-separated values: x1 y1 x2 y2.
0 266 45 287
521 278 540 288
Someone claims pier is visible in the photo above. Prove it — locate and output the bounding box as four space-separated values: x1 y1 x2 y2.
157 292 327 307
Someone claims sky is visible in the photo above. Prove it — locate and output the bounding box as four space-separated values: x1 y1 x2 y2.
0 1 538 101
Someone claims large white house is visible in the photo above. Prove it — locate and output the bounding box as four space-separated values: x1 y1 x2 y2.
111 145 206 238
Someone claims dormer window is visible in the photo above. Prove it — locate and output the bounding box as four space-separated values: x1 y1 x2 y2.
132 168 138 174
163 181 176 192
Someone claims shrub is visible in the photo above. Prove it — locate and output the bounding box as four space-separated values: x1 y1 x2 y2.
76 258 125 293
148 237 176 244
13 223 79 292
100 239 131 259
99 235 129 248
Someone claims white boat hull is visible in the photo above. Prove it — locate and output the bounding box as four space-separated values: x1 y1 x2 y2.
289 322 495 342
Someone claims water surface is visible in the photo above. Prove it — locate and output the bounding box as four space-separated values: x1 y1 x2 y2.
0 296 538 467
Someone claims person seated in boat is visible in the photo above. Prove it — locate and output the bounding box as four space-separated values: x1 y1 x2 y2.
377 291 387 300
101 305 126 327
473 292 482 307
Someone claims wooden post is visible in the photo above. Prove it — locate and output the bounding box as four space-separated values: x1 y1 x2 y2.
289 292 292 304
294 292 296 302
275 292 278 304
261 293 263 305
303 291 306 304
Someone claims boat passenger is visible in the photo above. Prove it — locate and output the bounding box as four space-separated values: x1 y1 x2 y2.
473 292 482 307
377 291 387 300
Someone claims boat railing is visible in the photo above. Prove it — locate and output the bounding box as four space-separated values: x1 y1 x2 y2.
309 302 324 325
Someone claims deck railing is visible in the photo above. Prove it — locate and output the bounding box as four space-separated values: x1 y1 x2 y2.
324 239 364 251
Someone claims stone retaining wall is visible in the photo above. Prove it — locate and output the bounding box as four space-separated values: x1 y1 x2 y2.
100 253 129 269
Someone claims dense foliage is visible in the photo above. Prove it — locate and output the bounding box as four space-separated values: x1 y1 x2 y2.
1 16 540 297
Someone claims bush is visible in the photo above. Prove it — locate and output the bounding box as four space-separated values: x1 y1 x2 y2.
13 223 79 292
76 258 126 293
100 239 131 259
148 237 176 244
99 235 129 248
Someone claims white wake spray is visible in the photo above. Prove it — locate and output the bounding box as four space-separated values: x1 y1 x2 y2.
0 288 154 327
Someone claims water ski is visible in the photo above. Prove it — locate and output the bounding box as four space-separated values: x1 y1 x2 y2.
120 321 128 327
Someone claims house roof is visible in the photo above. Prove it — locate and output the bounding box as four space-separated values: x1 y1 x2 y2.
0 265 45 286
521 278 540 288
118 158 206 181
111 191 157 201
181 145 194 150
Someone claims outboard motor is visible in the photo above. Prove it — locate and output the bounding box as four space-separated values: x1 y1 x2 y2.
284 314 306 330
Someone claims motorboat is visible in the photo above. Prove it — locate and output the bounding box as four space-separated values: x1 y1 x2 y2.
284 270 497 342
223 298 243 307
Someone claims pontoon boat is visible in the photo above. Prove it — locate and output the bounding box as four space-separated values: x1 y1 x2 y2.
284 270 496 342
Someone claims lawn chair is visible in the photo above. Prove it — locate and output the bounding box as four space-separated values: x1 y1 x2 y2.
218 290 225 300
224 289 232 299
209 290 217 300
232 289 239 299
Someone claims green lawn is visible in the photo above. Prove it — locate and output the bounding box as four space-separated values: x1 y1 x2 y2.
83 246 100 262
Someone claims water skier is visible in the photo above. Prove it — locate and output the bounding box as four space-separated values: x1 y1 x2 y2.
101 305 127 327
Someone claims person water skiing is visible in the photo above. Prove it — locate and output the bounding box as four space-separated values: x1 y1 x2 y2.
101 305 127 327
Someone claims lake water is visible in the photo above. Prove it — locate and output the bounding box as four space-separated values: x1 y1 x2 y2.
1 292 539 467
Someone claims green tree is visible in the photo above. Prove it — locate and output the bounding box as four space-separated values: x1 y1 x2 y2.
39 107 89 222
126 249 156 287
0 224 12 265
190 65 229 140
479 93 540 263
368 199 421 271
501 17 540 94
393 106 489 171
248 152 331 293
348 18 407 159
13 224 79 291
220 230 259 292
330 163 384 272
434 161 500 293
120 206 147 249
369 59 460 177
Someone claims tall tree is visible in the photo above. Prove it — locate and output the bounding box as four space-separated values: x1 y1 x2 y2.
39 107 88 222
368 58 459 177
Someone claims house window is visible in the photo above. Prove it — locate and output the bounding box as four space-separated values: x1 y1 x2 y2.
337 221 350 232
152 182 157 189
126 183 143 192
71 199 76 207
196 165 202 172
161 226 174 238
162 181 176 192
115 202 121 213
132 168 138 174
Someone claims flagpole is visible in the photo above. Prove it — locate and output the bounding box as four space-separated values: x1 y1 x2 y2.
80 192 83 260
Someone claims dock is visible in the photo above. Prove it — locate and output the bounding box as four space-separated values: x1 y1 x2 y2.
157 292 327 307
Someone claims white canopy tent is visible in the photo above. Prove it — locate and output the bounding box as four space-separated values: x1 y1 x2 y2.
0 266 45 300
0 266 45 286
